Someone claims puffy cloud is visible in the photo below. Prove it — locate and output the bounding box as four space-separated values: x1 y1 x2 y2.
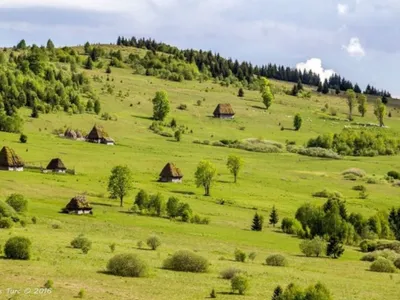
296 58 335 82
337 3 349 15
342 37 366 57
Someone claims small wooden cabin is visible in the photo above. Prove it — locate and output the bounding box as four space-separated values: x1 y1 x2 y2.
0 146 24 171
86 125 115 145
62 195 93 215
45 158 67 173
159 162 183 183
213 103 235 119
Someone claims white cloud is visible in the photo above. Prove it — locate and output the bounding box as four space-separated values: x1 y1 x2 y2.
337 3 349 15
296 58 335 82
342 37 366 57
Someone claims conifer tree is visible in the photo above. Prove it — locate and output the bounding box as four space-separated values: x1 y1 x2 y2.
269 206 279 227
322 80 329 94
317 81 323 93
85 57 93 70
326 236 344 259
251 212 264 231
291 84 298 96
238 87 244 97
297 79 303 91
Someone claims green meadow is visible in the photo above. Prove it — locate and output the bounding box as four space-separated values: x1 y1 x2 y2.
0 48 399 299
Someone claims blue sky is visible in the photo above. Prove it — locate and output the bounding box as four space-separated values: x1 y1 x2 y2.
0 0 399 95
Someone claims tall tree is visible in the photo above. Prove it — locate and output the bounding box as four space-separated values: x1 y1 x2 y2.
357 94 367 117
354 83 361 94
226 155 243 183
85 57 93 70
389 207 400 240
84 41 91 54
237 87 244 97
262 87 274 110
16 39 27 50
374 99 386 127
152 91 170 121
46 39 55 51
107 165 133 207
317 81 323 93
293 113 302 131
345 89 356 121
269 206 279 227
291 84 299 96
322 80 329 94
297 79 303 91
194 160 217 196
251 212 264 231
94 99 101 115
326 236 344 259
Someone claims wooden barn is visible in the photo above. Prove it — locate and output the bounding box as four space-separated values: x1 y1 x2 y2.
0 146 24 171
213 103 235 119
159 162 183 183
62 195 93 215
86 125 115 145
45 158 67 173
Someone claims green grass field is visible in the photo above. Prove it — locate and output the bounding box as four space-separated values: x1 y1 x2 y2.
0 49 399 299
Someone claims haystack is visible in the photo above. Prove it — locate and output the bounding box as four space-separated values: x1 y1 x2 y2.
46 158 67 173
213 103 235 119
62 195 92 214
0 146 24 171
159 162 183 183
64 128 77 140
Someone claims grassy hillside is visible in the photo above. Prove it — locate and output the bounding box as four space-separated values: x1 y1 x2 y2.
0 45 399 300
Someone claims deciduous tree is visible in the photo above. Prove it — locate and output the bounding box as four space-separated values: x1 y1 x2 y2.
195 160 217 196
108 165 133 207
346 89 356 120
357 94 367 117
293 113 302 131
374 99 386 127
226 155 243 183
152 91 170 121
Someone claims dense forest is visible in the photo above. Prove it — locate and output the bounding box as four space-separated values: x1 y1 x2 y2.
116 36 391 97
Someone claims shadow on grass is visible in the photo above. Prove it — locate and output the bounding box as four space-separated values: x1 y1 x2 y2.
217 292 241 296
132 114 153 120
91 202 115 207
171 190 196 196
216 180 232 184
251 105 266 110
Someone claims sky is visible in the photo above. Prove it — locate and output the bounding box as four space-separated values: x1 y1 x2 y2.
0 0 399 96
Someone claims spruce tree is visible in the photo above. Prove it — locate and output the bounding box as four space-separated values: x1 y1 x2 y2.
251 213 264 231
271 285 283 300
238 87 244 97
297 79 303 91
291 84 298 96
326 236 344 259
317 81 323 93
85 57 93 70
46 39 55 51
269 206 279 227
31 106 39 118
322 80 329 94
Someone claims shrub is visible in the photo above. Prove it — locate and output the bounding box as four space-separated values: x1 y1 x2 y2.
220 267 243 280
299 237 326 257
71 235 92 250
210 289 216 298
266 254 288 267
107 253 149 277
231 275 249 295
387 171 400 180
137 241 144 249
281 217 303 235
19 133 27 143
51 221 62 229
31 216 37 224
353 185 366 192
248 252 257 262
0 218 14 229
312 189 342 199
109 243 116 253
234 249 247 262
4 236 32 260
342 168 366 178
289 146 341 159
370 258 396 273
163 250 208 273
394 257 400 269
44 280 54 289
361 252 380 262
360 240 377 252
0 200 18 220
77 289 86 298
177 104 188 110
6 194 28 213
146 235 161 250
20 219 27 227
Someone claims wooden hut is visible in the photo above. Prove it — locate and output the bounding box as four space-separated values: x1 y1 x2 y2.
64 128 77 140
45 158 67 173
159 162 183 183
86 125 115 145
62 195 93 215
0 146 24 171
213 103 235 119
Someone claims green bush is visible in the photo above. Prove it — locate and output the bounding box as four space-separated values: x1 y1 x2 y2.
220 267 243 280
361 252 379 262
71 235 92 250
342 168 366 178
19 133 28 143
299 237 326 257
312 189 343 199
163 250 208 273
146 235 161 250
266 254 288 267
370 258 396 273
77 289 85 298
107 253 149 277
352 185 366 192
6 194 28 213
4 236 32 260
44 280 54 289
0 218 14 229
0 200 18 220
231 275 249 295
288 146 341 159
234 249 247 262
394 257 400 269
387 171 400 180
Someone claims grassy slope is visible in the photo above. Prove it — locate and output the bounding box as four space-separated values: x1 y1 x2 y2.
0 48 399 299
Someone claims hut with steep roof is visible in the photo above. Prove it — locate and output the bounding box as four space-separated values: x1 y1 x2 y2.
213 103 235 119
62 195 93 215
0 146 24 171
45 158 67 173
159 162 183 183
86 125 115 145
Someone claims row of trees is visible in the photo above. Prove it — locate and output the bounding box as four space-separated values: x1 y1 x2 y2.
116 36 390 96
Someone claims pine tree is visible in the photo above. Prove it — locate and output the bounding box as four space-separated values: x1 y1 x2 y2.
85 57 93 70
238 87 244 97
251 213 264 231
335 86 340 95
210 289 216 298
317 81 323 93
271 286 283 300
293 113 302 131
326 236 344 259
297 79 303 91
106 66 112 74
291 84 298 96
322 80 329 94
94 99 101 115
354 83 361 94
46 39 55 51
269 206 279 227
84 41 91 54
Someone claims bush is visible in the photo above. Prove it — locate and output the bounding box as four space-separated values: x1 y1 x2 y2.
352 185 366 192
234 249 247 262
6 194 28 213
0 217 14 229
44 280 54 289
77 289 85 298
288 146 341 159
137 241 144 249
4 236 32 260
107 253 149 277
19 133 27 143
109 243 116 253
248 252 257 262
299 237 326 257
361 252 379 262
370 258 396 273
177 104 188 110
387 171 400 180
312 189 342 199
360 240 377 253
394 257 400 269
31 216 37 224
220 267 243 280
0 200 18 220
146 235 161 250
281 217 303 236
342 168 366 178
266 254 288 267
51 221 62 229
163 250 208 273
231 275 249 295
71 235 92 251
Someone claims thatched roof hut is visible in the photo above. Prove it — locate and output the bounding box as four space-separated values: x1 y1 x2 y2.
86 125 114 145
159 162 183 183
64 128 77 139
76 130 83 139
0 146 24 171
213 103 235 119
46 158 67 173
62 195 92 214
